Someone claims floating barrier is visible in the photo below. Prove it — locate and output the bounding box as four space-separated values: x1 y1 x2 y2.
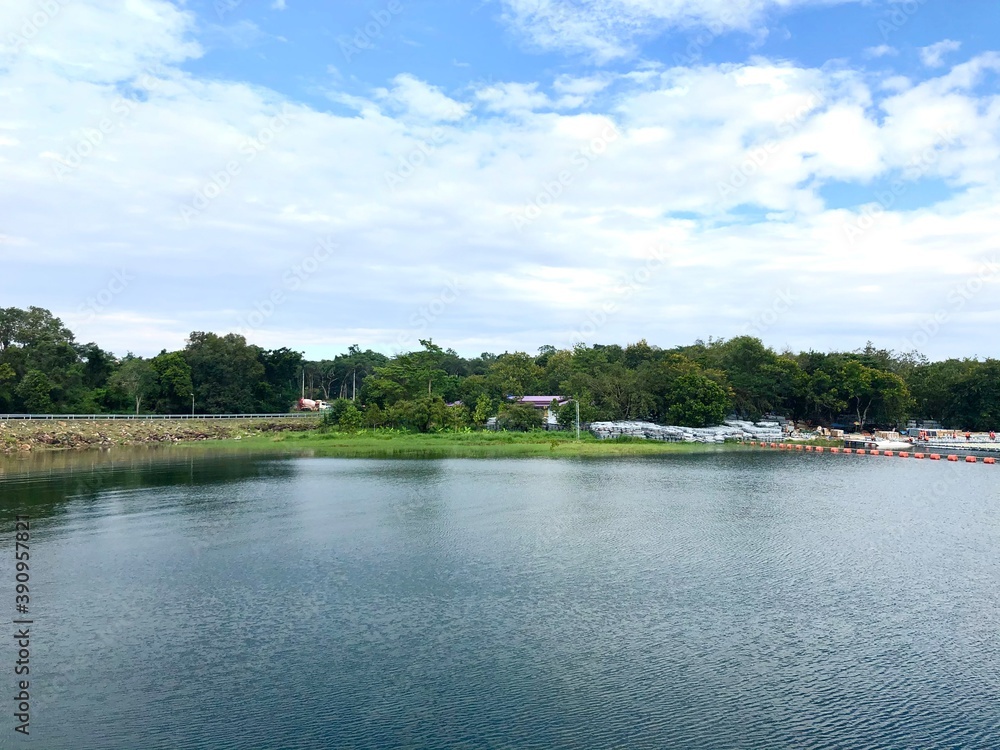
747 440 992 466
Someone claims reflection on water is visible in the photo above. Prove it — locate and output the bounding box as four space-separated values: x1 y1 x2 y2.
1 451 998 749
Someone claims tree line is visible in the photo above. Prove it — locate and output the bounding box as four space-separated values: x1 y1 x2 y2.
1 306 998 432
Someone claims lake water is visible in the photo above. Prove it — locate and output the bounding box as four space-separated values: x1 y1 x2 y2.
1 448 998 749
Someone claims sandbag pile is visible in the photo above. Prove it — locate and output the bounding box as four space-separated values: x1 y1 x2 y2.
589 420 784 443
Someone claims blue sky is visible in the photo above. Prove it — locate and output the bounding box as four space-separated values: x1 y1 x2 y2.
2 0 1000 360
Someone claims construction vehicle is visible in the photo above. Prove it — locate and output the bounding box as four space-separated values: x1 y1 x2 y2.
295 398 330 412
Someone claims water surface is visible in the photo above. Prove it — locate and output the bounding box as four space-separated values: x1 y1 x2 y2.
1 449 998 749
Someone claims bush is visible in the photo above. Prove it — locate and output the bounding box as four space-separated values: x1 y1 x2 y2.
496 402 543 431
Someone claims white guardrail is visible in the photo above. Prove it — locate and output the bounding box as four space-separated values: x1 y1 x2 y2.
0 413 320 421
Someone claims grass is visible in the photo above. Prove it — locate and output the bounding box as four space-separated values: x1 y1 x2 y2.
188 428 741 459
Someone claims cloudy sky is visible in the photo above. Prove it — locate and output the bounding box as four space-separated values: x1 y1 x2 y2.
2 0 999 360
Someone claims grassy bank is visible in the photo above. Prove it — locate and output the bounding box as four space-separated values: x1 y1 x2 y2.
0 417 318 454
217 429 739 458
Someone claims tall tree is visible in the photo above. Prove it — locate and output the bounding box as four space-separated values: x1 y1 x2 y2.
109 357 158 415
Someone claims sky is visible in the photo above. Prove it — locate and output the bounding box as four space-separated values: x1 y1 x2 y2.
2 0 999 361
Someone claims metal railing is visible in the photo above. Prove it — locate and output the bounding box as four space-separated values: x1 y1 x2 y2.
0 413 320 421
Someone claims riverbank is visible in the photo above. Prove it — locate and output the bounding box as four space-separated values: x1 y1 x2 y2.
0 417 317 454
0 418 833 459
186 429 736 458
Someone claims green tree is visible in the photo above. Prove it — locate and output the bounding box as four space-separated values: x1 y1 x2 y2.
337 402 364 432
389 396 449 432
472 393 493 425
184 332 266 413
947 360 1000 431
15 369 54 413
487 352 541 400
666 373 731 427
496 402 543 431
364 341 456 405
0 362 16 412
109 357 158 414
151 351 194 414
839 361 910 431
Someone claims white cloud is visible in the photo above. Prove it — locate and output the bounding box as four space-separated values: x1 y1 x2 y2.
0 0 201 82
920 39 962 68
476 81 551 113
499 0 855 62
4 0 1000 360
375 73 470 121
864 44 897 58
271 0 287 9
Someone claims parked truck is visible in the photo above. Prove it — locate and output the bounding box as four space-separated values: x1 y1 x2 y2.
295 398 330 411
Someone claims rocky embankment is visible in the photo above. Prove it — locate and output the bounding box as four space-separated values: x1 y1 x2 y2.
589 420 784 443
0 418 317 454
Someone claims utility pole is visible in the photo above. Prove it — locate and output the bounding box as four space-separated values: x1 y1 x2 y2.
567 399 580 440
191 392 194 417
352 368 356 401
301 368 305 400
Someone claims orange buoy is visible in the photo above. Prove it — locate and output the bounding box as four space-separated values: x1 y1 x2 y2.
930 454 941 460
805 445 814 452
770 443 777 448
816 446 824 453
831 448 840 454
884 451 894 457
796 445 804 451
898 452 909 458
857 449 866 455
985 457 996 465
844 448 852 454
914 453 925 459
965 456 977 463
870 450 880 456
947 455 959 462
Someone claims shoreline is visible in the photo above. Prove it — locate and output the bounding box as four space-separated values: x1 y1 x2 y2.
0 418 850 460
0 417 317 454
